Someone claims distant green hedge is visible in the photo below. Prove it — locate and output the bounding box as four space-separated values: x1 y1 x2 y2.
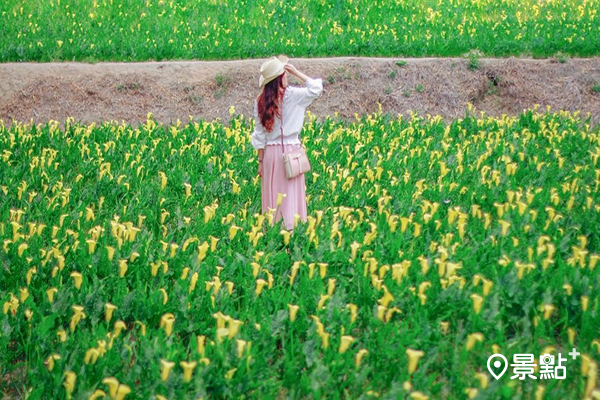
1 0 598 62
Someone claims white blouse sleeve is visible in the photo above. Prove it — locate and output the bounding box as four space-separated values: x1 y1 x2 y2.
251 100 268 150
296 77 323 108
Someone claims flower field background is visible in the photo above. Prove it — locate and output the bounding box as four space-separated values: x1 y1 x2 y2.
1 0 598 62
1 106 599 398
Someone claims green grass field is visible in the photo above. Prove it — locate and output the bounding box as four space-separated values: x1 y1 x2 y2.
1 0 598 62
1 106 599 398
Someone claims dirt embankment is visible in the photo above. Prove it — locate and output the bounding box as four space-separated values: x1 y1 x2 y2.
1 56 599 129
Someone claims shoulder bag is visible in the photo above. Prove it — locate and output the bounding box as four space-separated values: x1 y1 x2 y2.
280 105 311 179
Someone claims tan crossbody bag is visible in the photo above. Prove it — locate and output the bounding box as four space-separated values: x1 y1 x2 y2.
280 106 311 179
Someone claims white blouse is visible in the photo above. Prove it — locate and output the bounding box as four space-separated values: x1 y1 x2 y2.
251 77 324 149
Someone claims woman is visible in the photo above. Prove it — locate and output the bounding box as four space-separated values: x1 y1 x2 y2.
251 55 323 234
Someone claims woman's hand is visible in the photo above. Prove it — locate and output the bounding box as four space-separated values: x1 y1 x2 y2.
285 64 309 83
284 64 299 76
258 161 263 178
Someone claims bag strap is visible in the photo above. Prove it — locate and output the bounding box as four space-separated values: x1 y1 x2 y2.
280 98 284 154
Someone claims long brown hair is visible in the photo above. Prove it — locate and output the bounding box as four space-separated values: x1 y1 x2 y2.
257 73 286 133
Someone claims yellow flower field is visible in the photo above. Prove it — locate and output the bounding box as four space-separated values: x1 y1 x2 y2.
1 104 599 398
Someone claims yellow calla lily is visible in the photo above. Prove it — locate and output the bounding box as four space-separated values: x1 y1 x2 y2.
541 303 555 319
228 319 243 338
158 171 167 190
134 321 146 336
320 332 330 349
581 295 589 311
350 241 360 262
25 267 37 285
470 294 484 314
89 389 107 400
44 353 61 372
347 303 358 323
355 349 368 367
181 267 190 280
70 305 86 332
19 288 29 303
159 288 168 305
118 259 128 277
46 287 58 303
160 359 175 382
440 321 449 335
197 335 206 356
106 246 115 261
225 367 237 380
288 304 299 322
86 239 97 254
406 348 425 374
84 348 100 365
236 339 247 358
18 243 28 257
70 272 83 290
57 329 67 342
481 278 493 296
113 320 127 338
105 303 117 323
339 335 355 354
63 371 77 397
255 279 267 296
190 272 199 293
209 235 219 252
102 377 131 400
466 333 484 350
180 360 197 382
378 285 394 307
317 294 330 310
160 313 175 337
197 241 209 263
474 372 489 389
229 225 241 240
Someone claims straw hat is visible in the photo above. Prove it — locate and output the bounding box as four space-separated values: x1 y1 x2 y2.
259 55 289 89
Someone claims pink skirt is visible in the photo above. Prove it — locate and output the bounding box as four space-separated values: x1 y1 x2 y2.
261 143 308 230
